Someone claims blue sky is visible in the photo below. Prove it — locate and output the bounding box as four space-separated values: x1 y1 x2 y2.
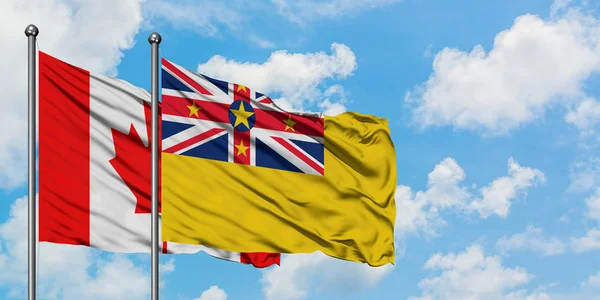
1 0 600 299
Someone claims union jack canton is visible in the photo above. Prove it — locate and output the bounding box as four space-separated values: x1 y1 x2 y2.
161 58 325 176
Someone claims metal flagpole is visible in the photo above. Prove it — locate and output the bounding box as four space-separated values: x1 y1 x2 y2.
25 24 39 300
148 32 162 300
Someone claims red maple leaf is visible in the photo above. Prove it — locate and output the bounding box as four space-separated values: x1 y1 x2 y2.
109 101 161 214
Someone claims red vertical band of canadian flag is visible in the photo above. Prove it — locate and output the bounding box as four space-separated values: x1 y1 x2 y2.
38 51 280 268
39 51 91 246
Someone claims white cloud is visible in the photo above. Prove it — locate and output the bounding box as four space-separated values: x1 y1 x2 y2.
194 285 228 300
79 255 149 300
569 157 600 192
394 185 445 239
272 0 402 25
142 1 276 48
260 252 394 300
585 188 600 222
550 0 574 17
423 157 471 209
409 244 537 300
496 226 566 256
570 188 600 253
318 99 347 116
271 85 349 116
0 0 144 189
504 289 553 300
317 85 348 116
581 270 600 289
248 35 277 49
565 98 600 136
0 196 151 299
143 0 243 37
469 158 546 219
406 4 600 135
160 257 176 273
394 158 469 238
571 228 600 253
395 157 545 239
424 44 434 58
197 43 357 112
159 257 176 288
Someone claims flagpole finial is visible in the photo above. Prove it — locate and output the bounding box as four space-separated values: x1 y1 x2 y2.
24 24 39 37
148 32 161 44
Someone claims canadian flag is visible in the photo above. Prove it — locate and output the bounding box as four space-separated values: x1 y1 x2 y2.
38 51 280 268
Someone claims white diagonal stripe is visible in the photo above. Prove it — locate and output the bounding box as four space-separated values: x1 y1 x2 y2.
256 135 321 175
162 114 230 127
253 127 324 144
163 88 214 101
162 63 231 104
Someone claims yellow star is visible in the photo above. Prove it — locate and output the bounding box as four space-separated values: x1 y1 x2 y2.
235 141 249 157
283 116 297 132
230 102 254 129
236 84 247 92
186 101 201 118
